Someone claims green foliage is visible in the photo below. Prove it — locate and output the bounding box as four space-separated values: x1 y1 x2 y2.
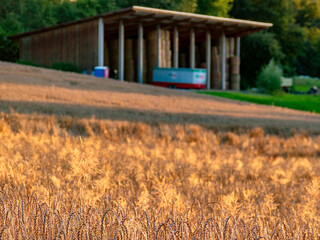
75 0 99 18
231 0 320 83
293 34 320 78
278 24 306 68
0 13 23 36
197 0 233 17
231 0 298 73
16 60 81 73
198 91 320 114
295 0 320 27
115 0 186 11
20 0 56 31
53 1 82 24
16 60 42 67
0 0 319 82
240 32 283 89
175 0 198 13
96 0 117 13
0 36 19 62
293 76 320 91
257 59 283 93
50 62 81 73
230 0 295 36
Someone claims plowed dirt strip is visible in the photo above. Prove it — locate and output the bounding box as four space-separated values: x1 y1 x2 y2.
1 61 320 132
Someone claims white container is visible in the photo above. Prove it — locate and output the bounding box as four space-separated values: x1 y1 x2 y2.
152 68 206 89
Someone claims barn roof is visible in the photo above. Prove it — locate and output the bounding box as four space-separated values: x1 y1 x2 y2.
8 6 272 40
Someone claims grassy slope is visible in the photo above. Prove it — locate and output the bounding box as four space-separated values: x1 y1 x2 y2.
198 91 320 113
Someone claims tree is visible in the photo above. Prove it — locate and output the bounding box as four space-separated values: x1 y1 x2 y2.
53 1 82 24
240 32 283 89
230 0 295 36
0 0 23 20
76 0 99 18
293 32 320 77
96 0 117 14
20 0 56 31
175 0 198 13
295 0 320 27
0 12 23 36
230 0 313 85
197 0 233 17
115 0 182 11
0 35 19 62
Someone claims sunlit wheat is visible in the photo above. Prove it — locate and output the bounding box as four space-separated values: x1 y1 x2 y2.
0 112 319 238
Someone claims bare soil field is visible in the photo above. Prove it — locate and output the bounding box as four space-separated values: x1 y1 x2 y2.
1 61 320 134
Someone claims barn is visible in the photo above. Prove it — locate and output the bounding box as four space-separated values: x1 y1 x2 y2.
8 6 272 90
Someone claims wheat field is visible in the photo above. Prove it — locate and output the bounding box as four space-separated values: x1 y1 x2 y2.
0 62 320 239
0 112 319 239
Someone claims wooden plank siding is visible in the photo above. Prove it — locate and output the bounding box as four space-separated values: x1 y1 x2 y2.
20 20 99 70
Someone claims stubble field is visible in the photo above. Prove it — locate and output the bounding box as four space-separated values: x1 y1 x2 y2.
0 61 320 239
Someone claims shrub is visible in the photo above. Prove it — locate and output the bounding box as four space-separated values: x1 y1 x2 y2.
257 59 283 94
0 35 19 62
50 62 81 73
16 59 41 67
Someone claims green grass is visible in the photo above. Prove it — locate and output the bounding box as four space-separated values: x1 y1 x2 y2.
294 85 311 92
293 76 320 93
198 91 320 114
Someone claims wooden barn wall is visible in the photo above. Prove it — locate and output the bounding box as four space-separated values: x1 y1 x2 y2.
20 20 99 70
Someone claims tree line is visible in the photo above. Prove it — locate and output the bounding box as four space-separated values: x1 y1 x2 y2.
0 0 319 88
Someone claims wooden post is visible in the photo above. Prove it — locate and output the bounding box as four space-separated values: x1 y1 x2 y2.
173 26 179 68
98 18 104 66
118 19 124 81
190 28 195 68
220 33 226 90
157 24 161 68
206 30 211 89
235 37 240 57
138 22 143 84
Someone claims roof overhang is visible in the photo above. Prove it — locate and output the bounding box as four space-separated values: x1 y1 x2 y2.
8 6 272 41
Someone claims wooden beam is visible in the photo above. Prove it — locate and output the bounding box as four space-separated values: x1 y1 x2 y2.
142 16 174 28
138 22 143 84
104 15 174 36
174 20 208 31
106 15 174 31
9 5 273 41
190 28 195 68
125 13 155 24
220 33 226 90
157 24 161 68
173 26 179 68
225 25 258 37
105 23 164 40
131 6 272 28
104 13 155 28
178 28 206 41
235 37 240 57
159 18 191 29
206 30 211 89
